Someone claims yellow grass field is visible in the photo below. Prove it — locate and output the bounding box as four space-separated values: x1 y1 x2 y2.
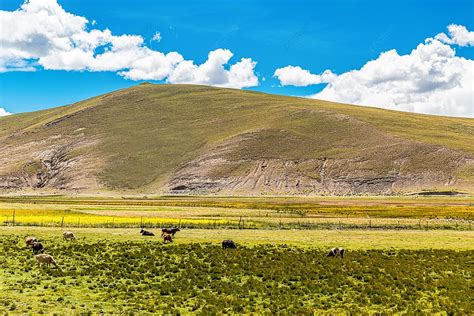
0 195 473 229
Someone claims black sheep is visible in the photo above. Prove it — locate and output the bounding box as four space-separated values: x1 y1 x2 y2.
222 240 237 249
32 242 44 254
140 229 155 236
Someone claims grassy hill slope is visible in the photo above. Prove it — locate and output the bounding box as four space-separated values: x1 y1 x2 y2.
0 83 472 195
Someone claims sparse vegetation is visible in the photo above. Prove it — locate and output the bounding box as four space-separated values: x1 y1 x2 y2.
0 234 471 314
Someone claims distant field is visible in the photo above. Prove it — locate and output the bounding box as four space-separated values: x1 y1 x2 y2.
1 195 472 230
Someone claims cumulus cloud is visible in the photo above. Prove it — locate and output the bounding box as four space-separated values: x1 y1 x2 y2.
0 0 258 89
273 66 336 87
313 38 473 117
435 24 474 47
275 25 474 118
165 49 258 88
0 108 12 116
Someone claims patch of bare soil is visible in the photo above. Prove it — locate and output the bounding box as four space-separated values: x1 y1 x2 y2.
0 134 102 192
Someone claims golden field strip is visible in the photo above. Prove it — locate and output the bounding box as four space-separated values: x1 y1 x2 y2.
0 195 473 229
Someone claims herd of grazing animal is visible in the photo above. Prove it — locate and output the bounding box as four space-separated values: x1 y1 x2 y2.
25 231 77 269
140 229 345 258
23 228 345 269
140 227 181 243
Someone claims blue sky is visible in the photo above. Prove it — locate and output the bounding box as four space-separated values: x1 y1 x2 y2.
0 0 473 117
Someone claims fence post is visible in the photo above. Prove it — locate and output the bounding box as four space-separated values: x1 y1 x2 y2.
61 216 65 228
12 210 15 226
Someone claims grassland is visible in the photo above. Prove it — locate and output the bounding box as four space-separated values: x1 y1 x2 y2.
0 229 472 314
0 195 473 313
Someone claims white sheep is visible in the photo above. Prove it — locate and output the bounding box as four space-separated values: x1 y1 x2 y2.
35 254 57 268
63 231 76 241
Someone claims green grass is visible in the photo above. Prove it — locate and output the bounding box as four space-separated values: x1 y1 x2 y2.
321 100 474 155
1 227 472 250
0 229 472 314
1 84 473 194
1 193 472 315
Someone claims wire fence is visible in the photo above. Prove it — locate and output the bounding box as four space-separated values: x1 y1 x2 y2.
1 213 472 231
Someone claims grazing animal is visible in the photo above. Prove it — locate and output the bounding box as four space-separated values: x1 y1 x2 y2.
63 231 76 241
162 233 173 243
161 227 180 237
25 236 37 248
32 242 44 254
36 254 57 268
140 229 155 236
327 247 345 258
222 240 237 249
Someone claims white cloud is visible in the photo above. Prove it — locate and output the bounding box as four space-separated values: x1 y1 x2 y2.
313 38 474 117
151 32 161 42
435 24 474 47
165 49 258 88
275 25 474 118
273 66 336 86
0 108 12 116
0 0 259 89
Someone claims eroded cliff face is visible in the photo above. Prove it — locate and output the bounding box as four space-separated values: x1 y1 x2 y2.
167 158 468 195
166 130 472 195
0 134 102 193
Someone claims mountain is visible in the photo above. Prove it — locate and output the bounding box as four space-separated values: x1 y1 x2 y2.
0 83 473 195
